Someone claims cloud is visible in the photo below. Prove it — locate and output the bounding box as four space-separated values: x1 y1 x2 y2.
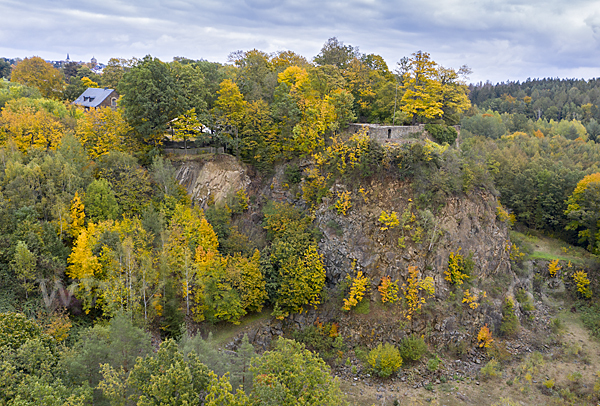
0 0 598 83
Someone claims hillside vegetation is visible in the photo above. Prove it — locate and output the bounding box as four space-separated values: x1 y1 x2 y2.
1 40 600 405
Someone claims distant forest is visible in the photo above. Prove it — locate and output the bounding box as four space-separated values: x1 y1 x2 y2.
469 78 600 123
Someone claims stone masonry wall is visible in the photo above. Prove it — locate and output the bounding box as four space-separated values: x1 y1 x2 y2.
347 123 425 143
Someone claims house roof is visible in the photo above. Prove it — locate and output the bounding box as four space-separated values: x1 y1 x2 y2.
72 88 116 108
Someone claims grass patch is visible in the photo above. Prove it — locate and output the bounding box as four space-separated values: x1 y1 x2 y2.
353 298 370 314
510 230 594 265
208 310 272 347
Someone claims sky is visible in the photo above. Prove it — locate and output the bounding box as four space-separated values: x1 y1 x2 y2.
0 0 599 84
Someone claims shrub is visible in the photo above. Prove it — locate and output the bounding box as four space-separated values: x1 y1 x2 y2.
367 343 403 378
399 335 428 363
284 164 302 184
578 303 600 339
548 259 561 278
462 289 481 309
550 318 565 335
573 270 592 299
335 191 352 215
480 359 501 379
515 288 535 312
231 188 249 213
378 276 399 304
477 324 494 348
425 124 458 145
292 321 344 361
500 297 519 337
444 248 472 285
402 266 435 320
0 312 46 350
427 355 442 372
342 268 369 311
378 210 399 231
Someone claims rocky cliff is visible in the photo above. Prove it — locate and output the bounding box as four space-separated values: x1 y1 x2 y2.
173 154 521 351
172 154 251 208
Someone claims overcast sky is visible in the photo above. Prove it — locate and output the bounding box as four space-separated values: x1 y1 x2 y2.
0 0 599 84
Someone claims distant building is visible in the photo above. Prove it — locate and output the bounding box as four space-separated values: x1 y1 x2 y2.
72 88 119 110
90 56 97 67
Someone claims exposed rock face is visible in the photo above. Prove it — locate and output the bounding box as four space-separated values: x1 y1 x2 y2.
172 154 251 207
306 177 516 348
315 179 511 290
173 154 519 350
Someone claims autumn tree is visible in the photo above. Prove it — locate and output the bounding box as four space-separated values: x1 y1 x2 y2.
274 65 351 157
166 204 219 321
565 173 600 253
75 106 133 158
95 151 153 215
262 202 325 318
228 49 278 102
0 98 66 151
171 108 202 150
436 65 471 125
11 57 65 99
400 51 443 125
12 241 37 299
84 178 120 222
271 50 310 72
213 79 247 152
67 218 157 318
69 191 85 238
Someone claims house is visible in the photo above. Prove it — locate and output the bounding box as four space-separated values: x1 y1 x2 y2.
72 88 119 110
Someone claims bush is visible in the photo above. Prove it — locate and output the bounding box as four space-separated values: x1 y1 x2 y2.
427 355 441 372
399 335 428 363
500 297 519 337
367 343 403 378
0 312 46 350
284 164 302 185
425 124 458 145
480 359 501 379
292 322 344 360
578 302 600 339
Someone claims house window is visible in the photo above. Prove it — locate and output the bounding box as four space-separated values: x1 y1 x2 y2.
111 97 117 108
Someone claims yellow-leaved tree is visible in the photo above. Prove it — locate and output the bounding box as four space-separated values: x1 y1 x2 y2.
436 65 471 125
565 173 600 253
400 51 443 125
0 98 66 152
342 268 369 311
166 204 219 321
11 56 65 99
275 65 353 157
68 218 157 318
75 107 132 158
275 244 325 319
226 250 267 313
69 191 85 239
